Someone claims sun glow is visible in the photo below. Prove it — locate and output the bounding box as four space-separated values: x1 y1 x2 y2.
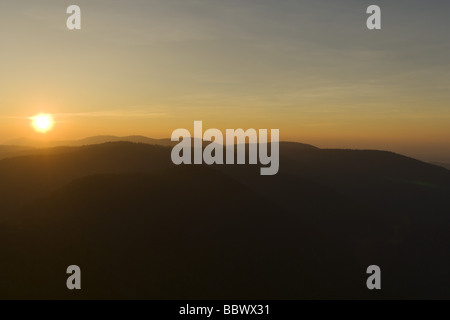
31 114 54 133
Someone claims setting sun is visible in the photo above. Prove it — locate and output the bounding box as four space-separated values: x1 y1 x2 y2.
31 114 54 133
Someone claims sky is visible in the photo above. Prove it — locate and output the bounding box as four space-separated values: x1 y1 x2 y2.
0 0 449 162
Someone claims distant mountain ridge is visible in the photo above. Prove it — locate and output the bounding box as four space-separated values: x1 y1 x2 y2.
0 145 36 160
3 135 175 148
3 135 318 149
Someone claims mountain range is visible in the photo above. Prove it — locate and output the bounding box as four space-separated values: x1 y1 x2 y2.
2 135 175 149
3 135 450 170
0 140 449 299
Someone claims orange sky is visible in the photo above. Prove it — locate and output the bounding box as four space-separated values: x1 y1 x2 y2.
1 0 449 162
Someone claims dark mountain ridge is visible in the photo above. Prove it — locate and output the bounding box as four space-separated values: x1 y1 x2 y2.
0 141 449 299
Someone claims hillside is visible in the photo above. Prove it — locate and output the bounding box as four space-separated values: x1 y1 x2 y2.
0 145 35 160
2 136 175 149
0 142 449 299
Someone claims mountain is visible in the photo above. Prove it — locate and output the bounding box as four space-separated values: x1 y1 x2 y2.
2 135 319 150
0 142 170 215
431 162 450 170
0 145 35 160
2 135 176 149
0 142 449 299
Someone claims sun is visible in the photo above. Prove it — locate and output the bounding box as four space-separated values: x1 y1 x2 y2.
31 114 54 133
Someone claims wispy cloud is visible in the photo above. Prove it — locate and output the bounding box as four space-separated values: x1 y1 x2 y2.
0 110 167 120
53 111 167 118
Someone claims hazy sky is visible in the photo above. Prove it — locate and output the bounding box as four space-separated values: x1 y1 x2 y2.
1 0 449 161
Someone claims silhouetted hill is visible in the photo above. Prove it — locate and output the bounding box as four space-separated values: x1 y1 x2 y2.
0 145 35 160
278 148 450 220
1 168 312 299
0 142 449 299
0 142 171 216
3 135 175 148
431 161 450 170
0 167 393 299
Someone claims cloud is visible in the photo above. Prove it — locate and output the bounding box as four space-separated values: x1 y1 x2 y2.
0 109 167 120
53 110 167 118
